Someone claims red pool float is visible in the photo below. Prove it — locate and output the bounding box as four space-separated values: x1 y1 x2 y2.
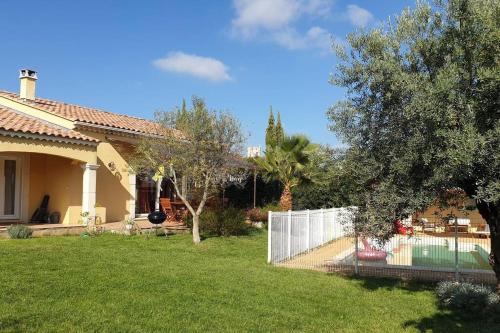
356 238 387 261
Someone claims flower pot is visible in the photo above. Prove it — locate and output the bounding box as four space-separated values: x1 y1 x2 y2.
148 211 167 225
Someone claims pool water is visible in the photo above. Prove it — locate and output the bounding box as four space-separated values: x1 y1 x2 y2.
412 245 490 270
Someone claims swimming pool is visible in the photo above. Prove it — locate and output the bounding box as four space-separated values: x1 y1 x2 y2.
412 244 490 270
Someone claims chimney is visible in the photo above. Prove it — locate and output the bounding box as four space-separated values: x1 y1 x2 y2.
19 69 38 100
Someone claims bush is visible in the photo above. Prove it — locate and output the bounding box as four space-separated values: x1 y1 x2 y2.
246 208 267 222
7 224 33 239
436 281 500 319
200 207 248 236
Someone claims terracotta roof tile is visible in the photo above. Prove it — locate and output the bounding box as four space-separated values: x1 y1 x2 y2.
0 106 98 143
0 90 179 137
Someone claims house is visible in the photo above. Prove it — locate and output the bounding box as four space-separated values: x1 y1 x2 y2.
0 69 180 225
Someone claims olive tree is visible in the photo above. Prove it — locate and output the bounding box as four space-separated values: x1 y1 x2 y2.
134 97 245 244
328 0 500 289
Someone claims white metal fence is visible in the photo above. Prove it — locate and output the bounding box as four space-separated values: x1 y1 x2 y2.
267 207 495 284
267 208 354 263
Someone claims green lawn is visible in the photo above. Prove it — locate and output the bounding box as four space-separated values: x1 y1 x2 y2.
0 231 497 332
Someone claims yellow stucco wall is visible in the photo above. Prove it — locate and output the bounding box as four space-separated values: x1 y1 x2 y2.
28 154 84 225
78 131 136 222
2 133 135 224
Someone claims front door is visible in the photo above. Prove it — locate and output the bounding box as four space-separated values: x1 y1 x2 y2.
0 156 21 219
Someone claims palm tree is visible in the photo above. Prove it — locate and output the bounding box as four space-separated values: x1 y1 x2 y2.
255 135 317 210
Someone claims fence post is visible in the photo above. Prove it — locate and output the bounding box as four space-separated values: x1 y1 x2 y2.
306 209 310 252
267 211 272 263
454 216 459 281
354 231 359 276
320 208 325 243
288 210 292 259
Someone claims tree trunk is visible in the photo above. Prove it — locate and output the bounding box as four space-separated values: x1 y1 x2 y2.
476 201 500 293
192 214 201 244
280 183 292 211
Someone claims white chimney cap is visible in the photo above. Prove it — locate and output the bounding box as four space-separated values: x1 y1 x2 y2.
19 69 38 80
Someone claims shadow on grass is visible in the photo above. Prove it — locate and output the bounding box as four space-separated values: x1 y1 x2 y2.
343 274 434 292
341 276 500 332
0 316 29 331
402 308 500 333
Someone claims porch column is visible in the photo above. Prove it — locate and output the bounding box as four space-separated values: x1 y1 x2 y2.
81 163 99 218
128 172 136 219
155 178 162 211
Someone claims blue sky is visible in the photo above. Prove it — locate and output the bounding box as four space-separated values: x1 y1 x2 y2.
0 0 414 148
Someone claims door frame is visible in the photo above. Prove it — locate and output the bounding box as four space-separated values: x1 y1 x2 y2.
0 155 22 220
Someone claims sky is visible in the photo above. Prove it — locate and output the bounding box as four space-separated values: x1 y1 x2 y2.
0 0 415 149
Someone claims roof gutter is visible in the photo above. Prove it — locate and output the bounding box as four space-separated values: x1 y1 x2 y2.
0 130 99 147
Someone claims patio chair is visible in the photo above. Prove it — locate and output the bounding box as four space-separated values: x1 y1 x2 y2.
159 198 174 221
446 218 470 233
473 224 490 238
419 218 436 233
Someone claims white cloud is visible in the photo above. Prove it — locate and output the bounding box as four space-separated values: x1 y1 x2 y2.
153 52 232 82
346 4 374 28
232 0 301 38
230 0 334 52
272 26 332 51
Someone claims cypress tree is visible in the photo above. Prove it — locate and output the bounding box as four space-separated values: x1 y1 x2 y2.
275 112 285 146
265 107 276 147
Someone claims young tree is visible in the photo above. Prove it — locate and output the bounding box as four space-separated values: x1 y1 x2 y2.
328 0 500 289
255 135 318 210
133 97 245 244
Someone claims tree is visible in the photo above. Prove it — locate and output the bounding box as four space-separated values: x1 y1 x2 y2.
275 112 285 147
265 107 276 147
292 146 359 210
133 97 245 244
255 134 318 210
328 0 500 290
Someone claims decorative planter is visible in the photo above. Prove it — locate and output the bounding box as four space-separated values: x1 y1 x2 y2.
148 211 167 225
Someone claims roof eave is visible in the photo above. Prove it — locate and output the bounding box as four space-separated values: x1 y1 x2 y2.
0 129 99 147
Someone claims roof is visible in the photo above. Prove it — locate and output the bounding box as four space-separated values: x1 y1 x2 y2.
0 106 99 144
0 90 179 137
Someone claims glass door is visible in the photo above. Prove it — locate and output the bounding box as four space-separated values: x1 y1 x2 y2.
0 157 21 219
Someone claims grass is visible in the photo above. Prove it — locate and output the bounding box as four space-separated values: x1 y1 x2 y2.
0 230 498 332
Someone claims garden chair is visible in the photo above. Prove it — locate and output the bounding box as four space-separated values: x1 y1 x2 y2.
159 198 174 221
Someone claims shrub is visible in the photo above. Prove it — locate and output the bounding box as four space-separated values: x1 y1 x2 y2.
200 208 248 236
246 204 282 222
7 224 33 239
246 208 267 222
436 281 500 319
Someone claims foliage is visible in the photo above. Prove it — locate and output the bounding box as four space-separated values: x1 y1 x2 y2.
255 134 319 210
224 174 282 208
199 207 248 236
328 0 500 284
436 281 500 319
6 224 32 239
246 207 267 222
132 96 245 244
1 234 499 332
292 146 359 210
246 203 283 222
265 107 284 148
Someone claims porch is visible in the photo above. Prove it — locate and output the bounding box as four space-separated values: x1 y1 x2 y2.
0 218 188 237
